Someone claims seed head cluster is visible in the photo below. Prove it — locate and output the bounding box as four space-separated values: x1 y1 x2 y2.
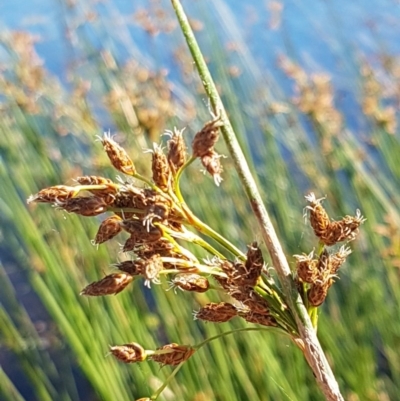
28 120 364 397
296 193 365 306
28 122 281 374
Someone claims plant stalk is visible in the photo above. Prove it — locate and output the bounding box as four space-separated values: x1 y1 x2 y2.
170 0 344 399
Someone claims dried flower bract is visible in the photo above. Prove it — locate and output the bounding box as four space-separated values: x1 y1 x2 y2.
100 132 136 175
81 272 133 296
195 302 238 323
109 343 147 363
150 343 195 366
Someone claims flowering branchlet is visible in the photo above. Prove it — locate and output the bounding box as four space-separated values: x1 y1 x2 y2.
28 125 363 399
296 193 365 307
306 192 365 246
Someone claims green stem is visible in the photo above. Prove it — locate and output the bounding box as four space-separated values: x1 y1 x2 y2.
174 155 196 203
160 224 226 259
160 259 226 277
151 362 185 400
186 212 246 259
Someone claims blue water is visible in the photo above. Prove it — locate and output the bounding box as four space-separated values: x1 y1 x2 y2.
2 0 400 80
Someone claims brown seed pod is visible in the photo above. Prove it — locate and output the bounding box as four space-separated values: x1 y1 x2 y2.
230 287 271 315
308 279 333 307
120 219 163 244
220 259 259 288
150 343 195 366
172 273 209 293
239 311 278 327
305 193 331 239
294 252 318 284
135 239 183 260
150 143 172 191
200 150 223 186
27 185 78 204
80 272 133 296
244 242 264 286
330 246 351 274
316 248 331 276
94 215 122 244
109 343 147 363
101 132 136 175
320 211 365 246
192 114 223 158
195 302 237 323
166 127 187 174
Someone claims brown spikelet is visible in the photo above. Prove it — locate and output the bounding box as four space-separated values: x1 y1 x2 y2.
305 193 331 239
58 197 108 216
109 343 147 363
308 251 336 306
94 215 122 244
330 246 351 274
294 252 318 284
80 272 133 296
172 273 209 293
101 132 136 175
120 219 163 242
136 398 151 401
220 258 259 288
308 279 333 307
239 311 278 327
195 302 237 323
150 143 172 191
192 115 223 157
166 127 187 174
230 288 271 315
145 201 170 222
244 241 264 285
200 150 223 186
135 239 182 260
27 185 79 204
316 248 331 277
150 343 195 366
321 210 365 246
113 188 144 210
